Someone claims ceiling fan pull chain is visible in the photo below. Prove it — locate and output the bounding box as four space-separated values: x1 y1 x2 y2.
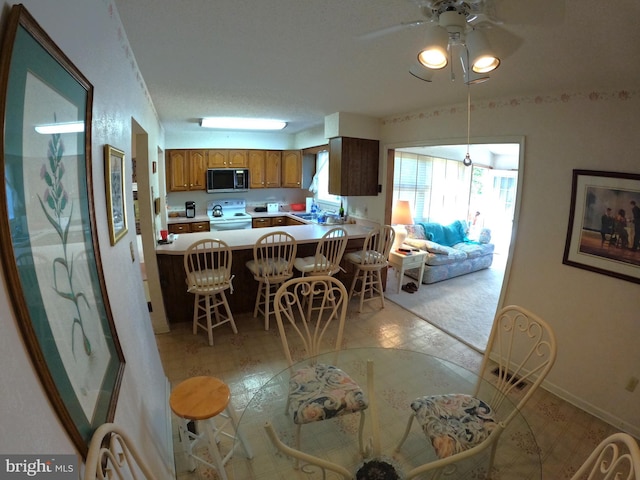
464 85 473 166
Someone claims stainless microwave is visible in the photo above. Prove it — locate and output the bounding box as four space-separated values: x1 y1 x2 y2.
206 168 249 193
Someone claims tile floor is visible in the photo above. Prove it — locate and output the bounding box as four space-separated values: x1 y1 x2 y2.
155 296 620 480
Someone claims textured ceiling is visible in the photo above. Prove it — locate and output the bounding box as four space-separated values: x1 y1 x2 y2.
113 0 640 136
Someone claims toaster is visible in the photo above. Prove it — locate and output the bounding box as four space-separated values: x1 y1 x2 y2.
266 203 279 213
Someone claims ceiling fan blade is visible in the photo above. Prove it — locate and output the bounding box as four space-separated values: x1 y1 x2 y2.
490 0 566 26
358 19 427 41
485 24 524 60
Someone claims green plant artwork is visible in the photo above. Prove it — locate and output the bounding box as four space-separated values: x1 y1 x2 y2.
38 127 92 358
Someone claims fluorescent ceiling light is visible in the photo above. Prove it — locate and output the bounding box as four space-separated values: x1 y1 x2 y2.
34 121 84 134
200 117 287 130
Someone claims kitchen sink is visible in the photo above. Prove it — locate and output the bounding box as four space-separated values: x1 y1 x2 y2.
292 212 316 220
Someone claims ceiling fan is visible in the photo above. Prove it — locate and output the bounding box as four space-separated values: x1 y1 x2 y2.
360 0 563 40
361 0 565 83
359 0 501 41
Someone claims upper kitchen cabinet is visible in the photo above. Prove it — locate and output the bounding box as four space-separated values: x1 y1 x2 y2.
249 150 281 188
328 137 379 196
282 150 302 188
205 149 247 167
228 149 248 167
167 149 207 192
207 149 228 167
189 150 207 190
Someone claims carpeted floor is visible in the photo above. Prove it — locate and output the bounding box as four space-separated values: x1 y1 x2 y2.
385 253 507 352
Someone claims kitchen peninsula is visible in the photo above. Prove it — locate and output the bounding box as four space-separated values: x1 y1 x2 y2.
155 223 375 324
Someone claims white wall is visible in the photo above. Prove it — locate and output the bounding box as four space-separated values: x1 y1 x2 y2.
379 89 640 436
0 0 173 476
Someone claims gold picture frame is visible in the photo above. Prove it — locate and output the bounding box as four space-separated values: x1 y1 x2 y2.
105 145 128 245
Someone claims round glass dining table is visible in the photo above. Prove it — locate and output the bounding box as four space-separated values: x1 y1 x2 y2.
232 347 541 479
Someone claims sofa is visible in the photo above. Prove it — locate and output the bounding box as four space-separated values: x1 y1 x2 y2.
401 220 495 284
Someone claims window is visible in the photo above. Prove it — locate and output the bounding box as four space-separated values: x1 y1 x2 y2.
311 150 340 206
393 149 518 247
393 152 472 224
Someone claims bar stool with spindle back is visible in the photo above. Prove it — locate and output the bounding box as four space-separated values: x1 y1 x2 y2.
169 376 252 480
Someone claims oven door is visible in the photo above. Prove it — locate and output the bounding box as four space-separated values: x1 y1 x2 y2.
209 219 252 231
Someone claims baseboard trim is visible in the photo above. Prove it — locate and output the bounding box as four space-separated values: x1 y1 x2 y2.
487 352 640 439
541 379 640 439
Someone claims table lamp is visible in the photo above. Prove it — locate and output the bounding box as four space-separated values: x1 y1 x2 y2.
391 200 414 250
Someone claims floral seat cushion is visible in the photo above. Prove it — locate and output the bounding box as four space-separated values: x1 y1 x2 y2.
411 393 498 458
288 363 368 425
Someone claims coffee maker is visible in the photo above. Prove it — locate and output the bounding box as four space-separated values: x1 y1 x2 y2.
185 201 196 218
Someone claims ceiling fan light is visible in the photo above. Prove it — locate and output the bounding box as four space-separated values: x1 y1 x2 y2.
472 55 500 73
466 29 500 73
418 26 449 70
459 51 490 85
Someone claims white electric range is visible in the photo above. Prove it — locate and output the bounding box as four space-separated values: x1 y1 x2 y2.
207 199 252 231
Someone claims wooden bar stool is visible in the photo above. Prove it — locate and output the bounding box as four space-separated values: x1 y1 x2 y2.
169 376 252 480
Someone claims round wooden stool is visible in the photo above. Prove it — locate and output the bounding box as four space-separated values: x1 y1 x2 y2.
170 376 252 480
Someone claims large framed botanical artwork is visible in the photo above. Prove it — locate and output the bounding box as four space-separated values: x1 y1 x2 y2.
0 5 125 457
563 169 640 284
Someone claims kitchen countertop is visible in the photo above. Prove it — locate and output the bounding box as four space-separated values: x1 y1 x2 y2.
166 211 308 224
155 223 373 254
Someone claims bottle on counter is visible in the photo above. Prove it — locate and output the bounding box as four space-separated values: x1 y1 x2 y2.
339 201 345 218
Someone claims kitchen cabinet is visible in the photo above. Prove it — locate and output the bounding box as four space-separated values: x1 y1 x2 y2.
204 149 247 168
207 149 228 167
189 150 207 190
328 137 379 196
166 149 207 191
167 221 210 234
252 217 273 228
252 216 290 228
248 150 266 188
266 151 282 187
168 148 303 190
228 149 248 167
249 150 281 188
166 150 188 192
281 150 302 188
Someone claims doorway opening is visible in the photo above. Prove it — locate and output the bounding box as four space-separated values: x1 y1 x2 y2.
386 140 523 350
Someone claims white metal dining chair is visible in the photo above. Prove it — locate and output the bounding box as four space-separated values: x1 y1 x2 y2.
184 239 237 346
569 432 640 480
345 225 395 312
245 231 297 330
273 275 368 467
396 305 557 480
84 423 155 479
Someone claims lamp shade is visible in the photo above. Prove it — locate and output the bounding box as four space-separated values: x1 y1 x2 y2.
409 63 434 83
417 26 449 70
391 200 414 225
459 51 490 85
466 29 500 74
